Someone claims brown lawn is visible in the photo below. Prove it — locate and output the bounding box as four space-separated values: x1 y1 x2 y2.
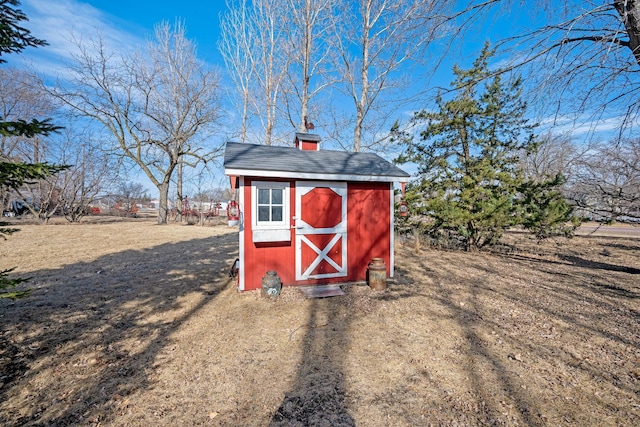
0 217 639 426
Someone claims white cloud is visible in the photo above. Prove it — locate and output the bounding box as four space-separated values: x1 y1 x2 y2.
16 0 147 79
537 113 639 141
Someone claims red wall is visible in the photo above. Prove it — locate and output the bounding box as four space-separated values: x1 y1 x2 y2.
242 178 296 291
300 141 319 151
241 178 390 291
346 182 391 281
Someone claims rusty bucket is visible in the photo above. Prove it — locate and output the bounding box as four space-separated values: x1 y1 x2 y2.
367 258 387 290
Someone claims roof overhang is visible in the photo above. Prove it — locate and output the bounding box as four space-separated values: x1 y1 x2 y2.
224 168 410 183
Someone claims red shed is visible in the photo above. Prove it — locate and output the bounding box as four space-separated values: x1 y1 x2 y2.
223 133 410 291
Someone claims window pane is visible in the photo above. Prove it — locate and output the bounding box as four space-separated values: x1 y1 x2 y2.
258 188 270 204
272 188 283 204
272 206 283 222
258 206 270 221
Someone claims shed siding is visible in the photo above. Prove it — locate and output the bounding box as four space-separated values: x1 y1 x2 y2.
347 182 391 279
240 178 391 291
242 177 296 291
299 141 319 151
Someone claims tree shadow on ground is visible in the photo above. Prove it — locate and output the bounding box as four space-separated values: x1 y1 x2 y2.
558 254 640 275
501 251 640 301
386 238 639 425
433 272 542 426
603 241 640 252
403 257 543 425
270 296 355 426
0 231 237 426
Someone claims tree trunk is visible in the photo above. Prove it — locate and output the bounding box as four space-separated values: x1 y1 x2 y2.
354 105 364 152
353 0 371 153
614 0 640 66
176 159 183 222
299 0 312 133
241 87 249 143
157 182 170 224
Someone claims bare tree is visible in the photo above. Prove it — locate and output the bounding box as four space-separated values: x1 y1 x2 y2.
144 21 223 222
0 69 61 222
329 0 452 152
8 132 60 222
222 0 493 149
519 132 591 183
55 129 116 222
486 1 640 135
517 132 640 222
219 0 256 143
3 123 114 223
219 0 291 145
0 68 53 158
281 0 334 132
0 67 56 213
252 0 290 145
567 140 640 222
49 22 223 224
115 181 146 217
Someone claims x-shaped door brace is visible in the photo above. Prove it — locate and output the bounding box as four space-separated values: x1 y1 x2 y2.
300 234 344 277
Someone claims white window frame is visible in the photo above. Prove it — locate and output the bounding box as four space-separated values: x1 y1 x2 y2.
251 181 291 242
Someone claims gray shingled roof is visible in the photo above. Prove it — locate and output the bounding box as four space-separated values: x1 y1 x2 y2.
223 141 410 182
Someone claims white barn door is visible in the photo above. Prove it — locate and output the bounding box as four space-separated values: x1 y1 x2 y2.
295 182 347 280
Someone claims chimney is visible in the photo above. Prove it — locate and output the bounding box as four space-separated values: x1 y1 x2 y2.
294 132 321 151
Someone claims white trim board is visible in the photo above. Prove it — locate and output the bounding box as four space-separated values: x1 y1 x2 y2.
225 168 410 183
238 176 245 291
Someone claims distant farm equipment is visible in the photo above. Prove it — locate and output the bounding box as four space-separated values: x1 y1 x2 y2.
114 202 138 217
182 196 199 222
170 197 223 224
202 201 222 219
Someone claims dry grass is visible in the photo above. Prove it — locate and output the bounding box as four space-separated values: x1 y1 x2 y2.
1 217 639 426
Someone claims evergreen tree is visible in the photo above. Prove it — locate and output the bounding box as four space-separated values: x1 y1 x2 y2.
1 0 66 299
0 0 46 60
519 174 579 239
396 44 576 250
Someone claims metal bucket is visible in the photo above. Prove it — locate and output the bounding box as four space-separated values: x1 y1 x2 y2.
261 270 282 297
367 258 387 290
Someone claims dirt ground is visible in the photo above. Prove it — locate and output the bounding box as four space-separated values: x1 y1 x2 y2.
0 217 638 426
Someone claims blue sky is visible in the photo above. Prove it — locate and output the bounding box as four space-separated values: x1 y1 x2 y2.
14 0 234 195
10 0 636 196
15 0 630 138
18 0 228 71
78 0 228 63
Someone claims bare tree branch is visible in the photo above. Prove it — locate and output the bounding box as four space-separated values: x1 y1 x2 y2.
48 24 223 224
